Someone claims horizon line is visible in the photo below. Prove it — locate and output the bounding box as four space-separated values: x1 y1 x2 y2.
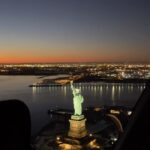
0 61 150 64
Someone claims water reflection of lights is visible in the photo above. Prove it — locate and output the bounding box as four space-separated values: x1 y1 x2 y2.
91 85 94 91
129 84 133 92
131 85 133 92
94 86 97 95
111 85 115 102
127 84 131 92
100 85 103 97
32 87 37 94
140 85 144 91
62 86 67 96
83 85 86 90
118 85 121 98
106 84 108 91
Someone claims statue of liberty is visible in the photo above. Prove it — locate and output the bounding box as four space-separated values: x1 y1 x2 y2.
70 81 84 116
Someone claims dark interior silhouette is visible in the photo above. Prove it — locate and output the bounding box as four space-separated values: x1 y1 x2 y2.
114 83 150 150
0 100 31 150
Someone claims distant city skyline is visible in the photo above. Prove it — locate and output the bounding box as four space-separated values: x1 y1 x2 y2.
0 0 150 63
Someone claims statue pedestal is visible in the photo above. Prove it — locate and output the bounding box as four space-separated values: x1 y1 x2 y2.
68 115 87 139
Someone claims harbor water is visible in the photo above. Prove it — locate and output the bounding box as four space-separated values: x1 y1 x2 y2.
0 76 145 136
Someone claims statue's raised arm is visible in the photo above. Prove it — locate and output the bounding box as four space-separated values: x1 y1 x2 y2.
70 80 84 116
70 80 74 90
70 81 76 96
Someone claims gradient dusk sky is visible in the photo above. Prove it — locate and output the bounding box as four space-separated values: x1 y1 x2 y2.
0 0 150 63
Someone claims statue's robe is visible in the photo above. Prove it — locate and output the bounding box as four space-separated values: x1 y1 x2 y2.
73 93 84 115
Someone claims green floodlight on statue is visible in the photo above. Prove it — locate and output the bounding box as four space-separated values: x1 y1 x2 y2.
70 80 84 116
68 80 87 138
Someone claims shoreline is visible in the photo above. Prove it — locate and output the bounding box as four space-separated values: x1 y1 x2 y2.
29 77 149 87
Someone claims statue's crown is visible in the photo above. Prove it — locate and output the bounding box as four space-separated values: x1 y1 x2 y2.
75 88 80 93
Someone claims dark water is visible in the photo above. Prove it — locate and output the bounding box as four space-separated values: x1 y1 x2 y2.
0 76 145 135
